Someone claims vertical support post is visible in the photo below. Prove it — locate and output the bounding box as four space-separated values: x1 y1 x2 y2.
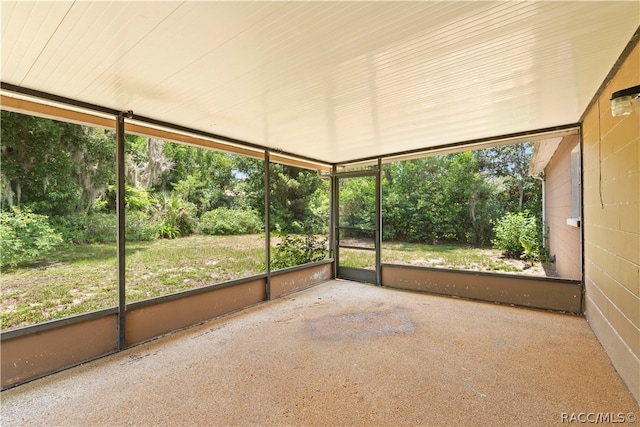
332 166 339 279
329 165 337 278
375 159 382 286
116 111 131 350
579 125 586 314
264 151 271 300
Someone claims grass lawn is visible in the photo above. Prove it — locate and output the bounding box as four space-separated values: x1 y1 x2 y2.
341 241 548 276
1 236 550 330
384 241 532 272
1 235 266 330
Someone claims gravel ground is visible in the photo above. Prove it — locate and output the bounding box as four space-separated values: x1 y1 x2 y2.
1 280 637 426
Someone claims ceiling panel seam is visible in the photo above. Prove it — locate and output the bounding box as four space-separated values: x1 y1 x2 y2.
78 2 185 98
20 1 74 87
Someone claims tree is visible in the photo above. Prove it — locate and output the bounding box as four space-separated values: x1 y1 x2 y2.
230 158 328 234
231 155 265 213
68 126 115 213
474 142 540 213
339 175 376 237
442 152 499 245
380 151 506 245
171 147 237 211
1 111 115 216
382 158 446 242
269 163 327 234
125 136 173 190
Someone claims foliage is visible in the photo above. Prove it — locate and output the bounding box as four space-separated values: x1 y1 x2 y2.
125 136 173 189
198 207 263 236
103 184 157 213
0 208 63 268
339 176 376 238
125 185 157 212
269 164 329 234
441 152 500 245
475 143 542 214
53 213 117 244
172 174 211 214
53 212 160 244
1 112 546 264
271 234 328 270
125 211 158 241
381 153 502 245
154 193 197 238
236 161 329 234
308 184 331 234
155 220 180 239
492 210 543 260
2 112 542 252
1 111 115 216
164 146 238 211
233 156 266 214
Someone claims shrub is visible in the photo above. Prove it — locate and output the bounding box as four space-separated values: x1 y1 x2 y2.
154 193 197 238
198 208 262 235
492 210 542 260
271 234 328 270
155 220 180 239
125 185 156 212
56 213 118 244
0 208 63 268
104 184 157 213
125 211 157 241
54 212 159 243
79 214 117 243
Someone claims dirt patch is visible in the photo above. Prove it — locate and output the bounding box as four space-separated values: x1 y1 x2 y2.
409 257 446 267
407 254 554 276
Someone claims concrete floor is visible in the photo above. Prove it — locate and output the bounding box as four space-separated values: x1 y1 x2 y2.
1 280 637 426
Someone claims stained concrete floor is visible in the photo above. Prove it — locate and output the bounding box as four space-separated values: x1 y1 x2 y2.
1 280 638 426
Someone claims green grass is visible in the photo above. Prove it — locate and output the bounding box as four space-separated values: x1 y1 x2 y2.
384 241 525 272
124 235 265 301
340 241 533 274
1 236 548 330
1 235 266 330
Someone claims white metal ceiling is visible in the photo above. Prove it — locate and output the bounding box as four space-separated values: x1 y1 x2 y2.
1 1 638 164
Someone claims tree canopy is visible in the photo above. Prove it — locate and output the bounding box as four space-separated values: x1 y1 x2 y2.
1 110 541 253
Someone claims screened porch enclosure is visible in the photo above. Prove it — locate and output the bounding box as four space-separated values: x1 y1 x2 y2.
1 0 638 407
2 106 582 387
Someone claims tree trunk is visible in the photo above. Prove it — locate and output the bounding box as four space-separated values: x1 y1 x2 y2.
2 176 15 208
518 182 524 211
16 181 21 208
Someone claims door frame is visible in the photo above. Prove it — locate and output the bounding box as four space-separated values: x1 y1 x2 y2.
332 161 382 284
